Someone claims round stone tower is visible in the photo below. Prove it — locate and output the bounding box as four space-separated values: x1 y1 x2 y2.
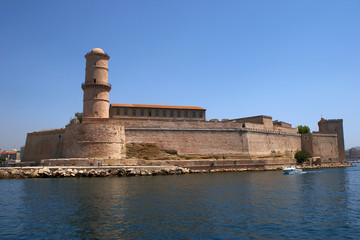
82 48 111 118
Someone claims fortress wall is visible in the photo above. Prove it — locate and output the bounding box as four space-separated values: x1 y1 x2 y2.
63 123 125 159
247 132 301 156
83 118 301 157
86 118 244 129
318 119 345 163
126 128 250 156
22 128 65 162
301 133 313 156
84 118 298 134
302 133 339 163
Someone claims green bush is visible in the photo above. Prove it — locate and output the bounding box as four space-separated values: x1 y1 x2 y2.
298 125 310 134
75 112 83 123
295 151 308 164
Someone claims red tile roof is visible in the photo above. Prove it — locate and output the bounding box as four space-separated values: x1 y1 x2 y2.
110 103 206 110
1 151 17 154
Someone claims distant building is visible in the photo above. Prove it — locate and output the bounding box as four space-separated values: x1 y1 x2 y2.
20 146 25 160
1 151 20 161
347 148 360 161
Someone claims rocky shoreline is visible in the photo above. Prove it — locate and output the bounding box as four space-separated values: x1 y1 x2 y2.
0 163 353 179
0 166 190 179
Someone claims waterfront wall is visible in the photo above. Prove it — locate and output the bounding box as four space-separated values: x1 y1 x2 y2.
63 123 125 159
301 133 339 163
247 131 300 156
22 117 342 166
22 128 65 162
83 118 300 158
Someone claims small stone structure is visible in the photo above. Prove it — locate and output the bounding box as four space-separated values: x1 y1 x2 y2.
22 48 345 167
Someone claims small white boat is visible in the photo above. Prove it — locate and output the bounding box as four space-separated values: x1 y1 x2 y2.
283 165 303 174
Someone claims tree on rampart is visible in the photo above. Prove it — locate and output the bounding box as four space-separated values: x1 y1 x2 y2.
295 150 308 164
75 112 83 123
70 112 83 124
298 125 310 134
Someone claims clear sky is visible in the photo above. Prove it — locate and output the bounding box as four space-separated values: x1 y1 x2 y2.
0 0 359 150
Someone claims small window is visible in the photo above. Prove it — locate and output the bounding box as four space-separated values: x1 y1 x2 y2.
177 111 181 118
155 110 159 117
184 111 188 118
132 109 136 116
148 110 152 117
124 109 128 116
141 110 145 117
170 111 174 117
199 112 203 118
116 109 120 116
94 78 96 83
163 111 167 117
192 111 196 118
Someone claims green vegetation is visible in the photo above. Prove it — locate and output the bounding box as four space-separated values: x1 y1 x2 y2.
0 157 6 162
295 150 308 164
70 112 83 124
297 125 310 134
75 112 83 123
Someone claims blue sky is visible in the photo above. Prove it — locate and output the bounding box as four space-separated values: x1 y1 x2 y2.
0 0 359 150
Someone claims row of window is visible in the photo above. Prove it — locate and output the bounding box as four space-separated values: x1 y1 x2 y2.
115 108 204 119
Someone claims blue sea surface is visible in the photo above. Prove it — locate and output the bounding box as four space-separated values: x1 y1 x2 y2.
0 165 359 239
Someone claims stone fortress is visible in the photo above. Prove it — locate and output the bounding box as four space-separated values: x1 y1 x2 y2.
22 48 345 170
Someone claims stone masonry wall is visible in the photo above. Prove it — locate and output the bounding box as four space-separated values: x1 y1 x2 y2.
63 123 125 159
318 119 345 163
247 131 301 156
301 133 339 163
81 118 301 158
126 128 250 156
22 128 65 162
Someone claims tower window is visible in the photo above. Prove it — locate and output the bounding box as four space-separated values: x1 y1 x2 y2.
124 109 128 116
93 79 96 83
192 111 196 118
133 109 136 116
116 109 120 116
141 110 144 117
199 112 203 118
148 110 152 117
163 111 167 117
155 110 159 117
177 111 181 118
184 111 188 118
170 111 174 117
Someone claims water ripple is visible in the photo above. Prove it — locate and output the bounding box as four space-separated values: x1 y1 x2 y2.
0 167 360 239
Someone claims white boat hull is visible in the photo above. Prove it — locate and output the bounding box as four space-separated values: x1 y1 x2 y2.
283 166 303 174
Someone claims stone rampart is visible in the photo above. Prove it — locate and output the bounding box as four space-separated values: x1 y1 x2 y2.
126 128 250 156
81 118 301 158
63 123 125 159
247 131 301 156
22 128 65 162
84 118 299 134
301 133 339 163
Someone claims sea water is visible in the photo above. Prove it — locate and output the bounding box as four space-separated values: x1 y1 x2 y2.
0 165 359 239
